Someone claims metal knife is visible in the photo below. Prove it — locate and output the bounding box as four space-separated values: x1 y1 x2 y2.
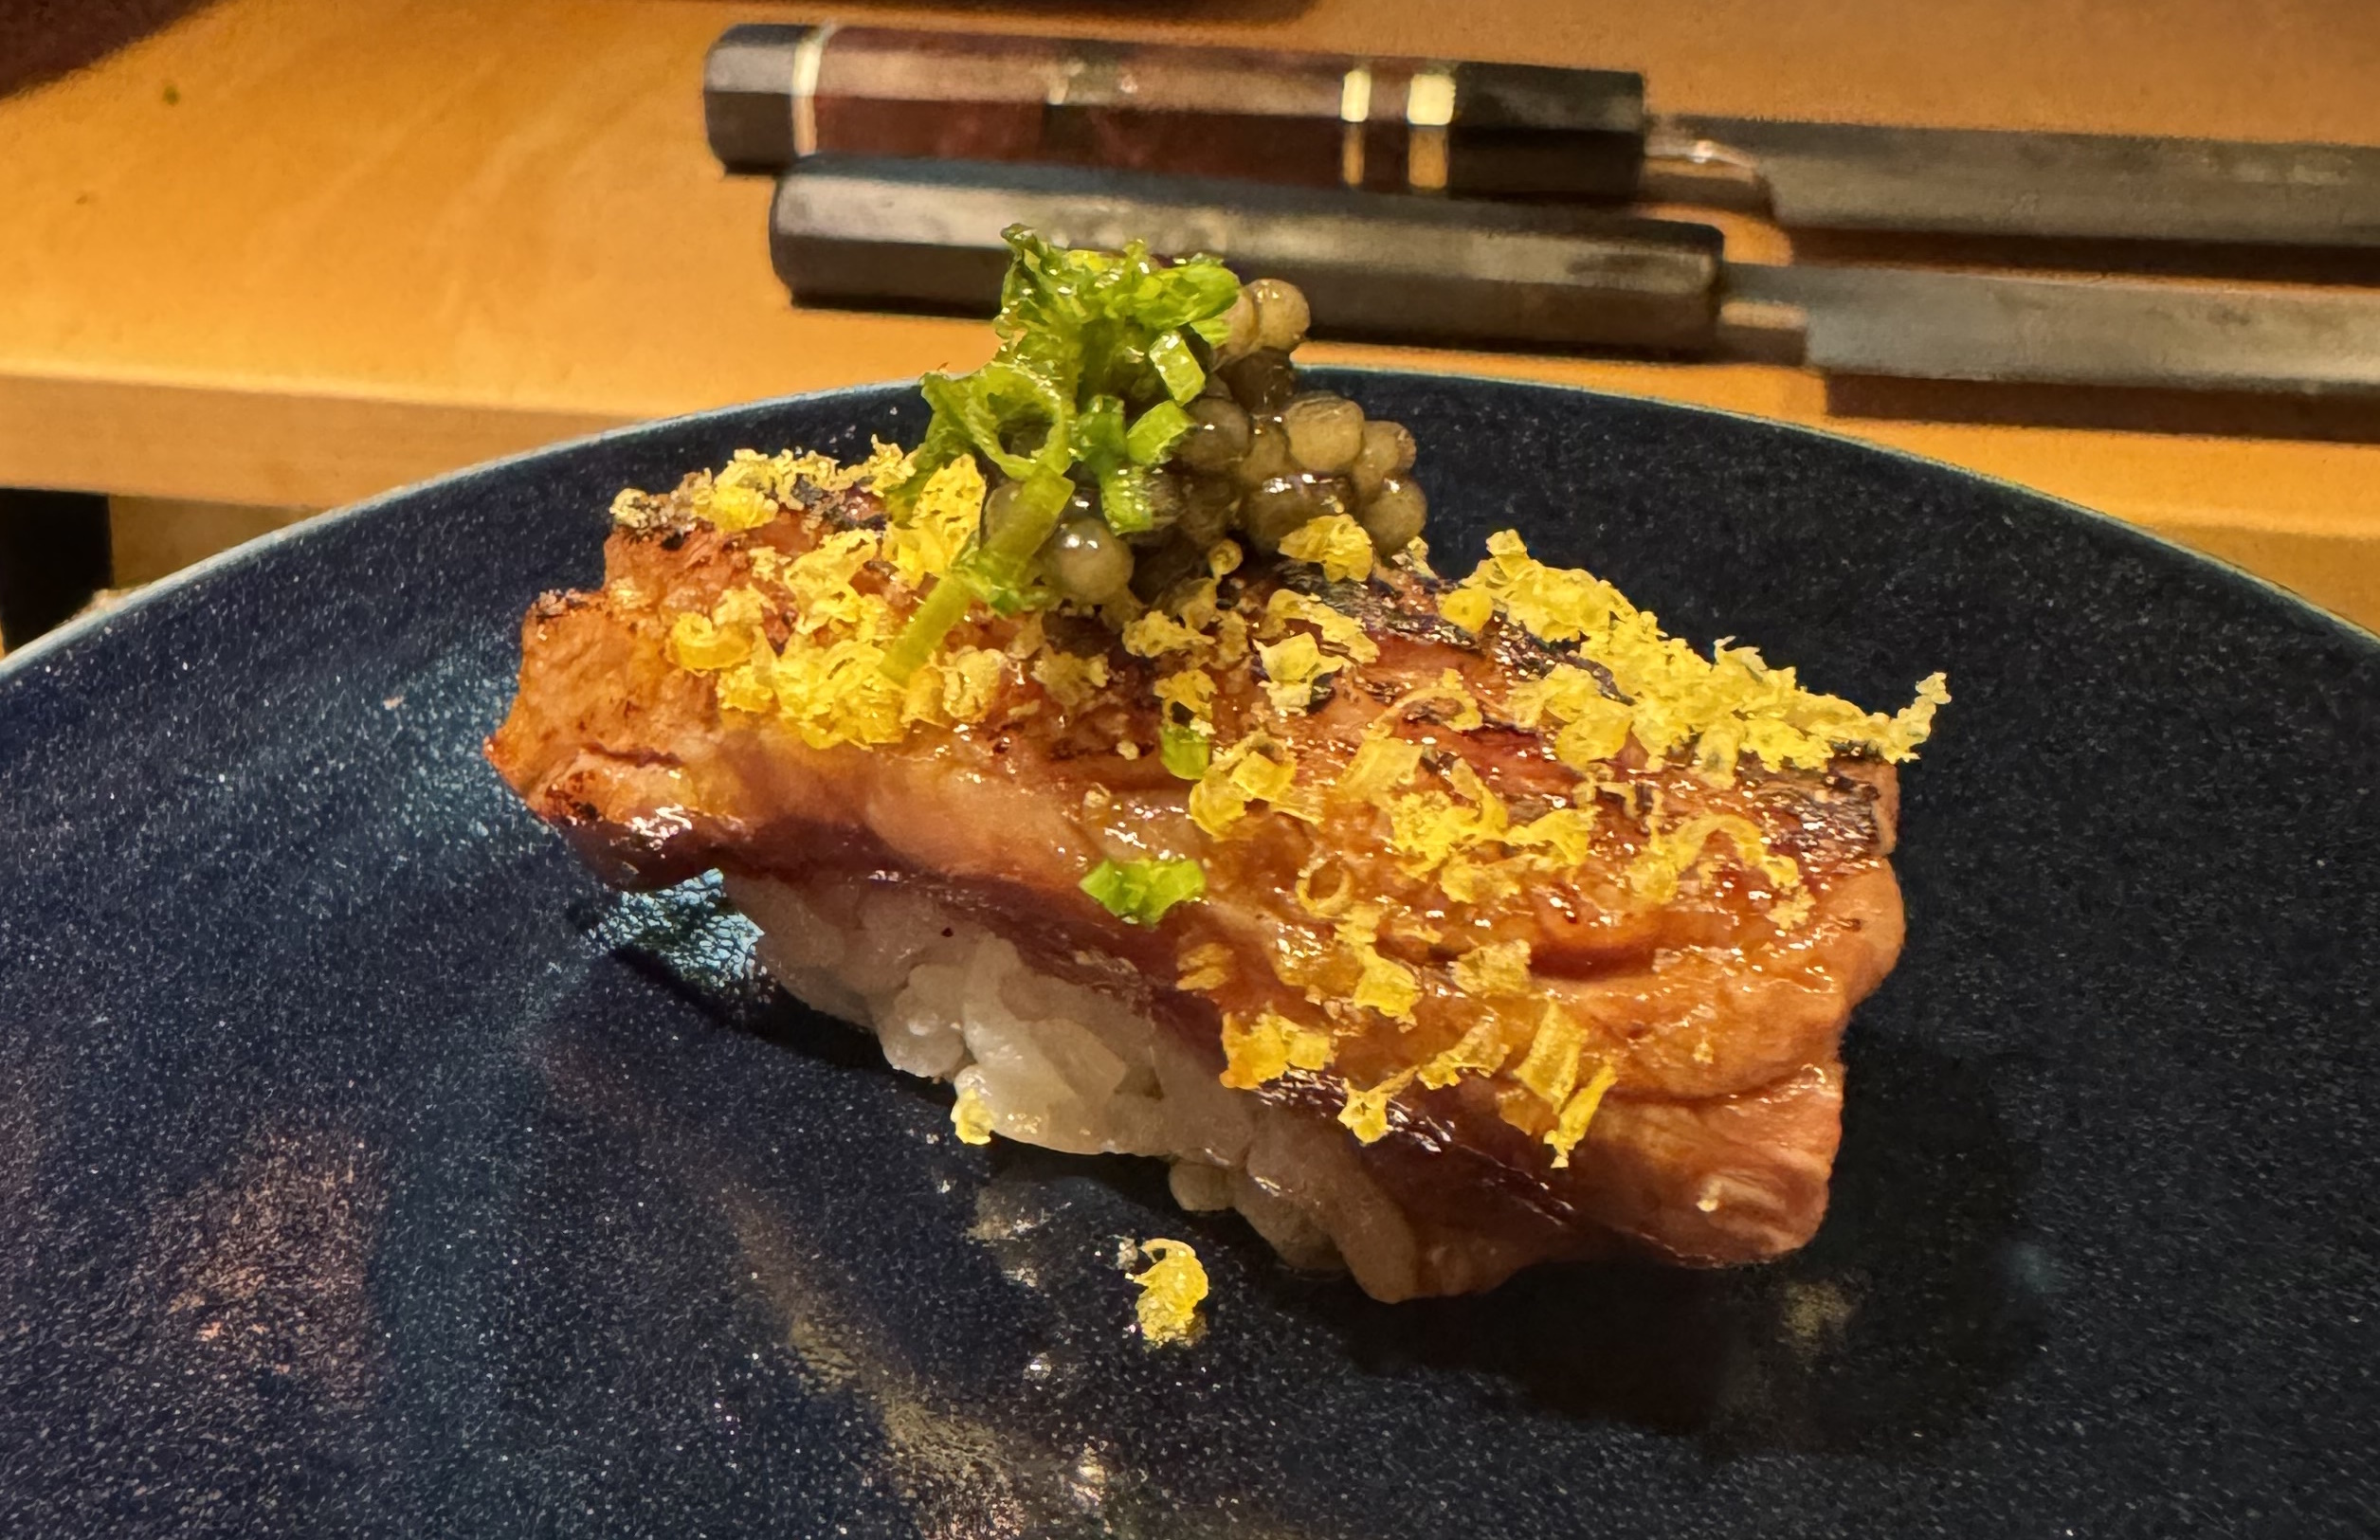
772 156 2380 397
707 24 2380 252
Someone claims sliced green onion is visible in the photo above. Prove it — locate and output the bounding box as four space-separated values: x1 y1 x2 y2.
1159 722 1211 781
958 465 1074 612
1080 857 1207 926
1073 394 1128 465
918 365 1068 482
1097 463 1155 534
878 575 976 684
881 467 1073 680
1125 401 1192 466
1148 331 1206 403
881 229 1244 674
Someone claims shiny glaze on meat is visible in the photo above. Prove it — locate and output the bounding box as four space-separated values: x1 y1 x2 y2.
488 475 1909 1295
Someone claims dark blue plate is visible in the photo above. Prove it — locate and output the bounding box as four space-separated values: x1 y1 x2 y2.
3 375 2376 1537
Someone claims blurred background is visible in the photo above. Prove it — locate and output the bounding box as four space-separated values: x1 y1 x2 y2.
3 0 2377 650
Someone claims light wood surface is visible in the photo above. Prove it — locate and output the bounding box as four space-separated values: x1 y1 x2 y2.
4 0 2379 626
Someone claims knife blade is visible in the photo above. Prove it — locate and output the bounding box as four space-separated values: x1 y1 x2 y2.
769 156 2380 396
707 24 2380 252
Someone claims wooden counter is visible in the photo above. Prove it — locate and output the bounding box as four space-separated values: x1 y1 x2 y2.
3 0 2377 626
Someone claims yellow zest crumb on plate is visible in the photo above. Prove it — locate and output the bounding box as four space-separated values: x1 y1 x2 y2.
1124 1238 1208 1346
1278 513 1376 583
952 1084 996 1145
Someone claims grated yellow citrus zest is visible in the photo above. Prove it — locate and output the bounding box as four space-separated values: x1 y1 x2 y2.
1154 668 1218 723
940 646 1009 723
783 529 883 633
1438 586 1495 634
1334 905 1421 1024
659 449 1060 751
1030 649 1111 710
1219 1011 1293 1089
1255 632 1340 715
667 606 760 673
1337 1068 1418 1144
1444 759 1509 835
1176 941 1235 991
1514 1000 1587 1109
1509 664 1635 769
622 442 915 534
1446 531 1948 777
1505 807 1597 867
1627 813 1801 903
1450 938 1534 998
1335 735 1426 803
1285 1023 1334 1071
1546 1061 1619 1169
699 480 777 534
1262 590 1380 664
1218 1008 1335 1089
1353 949 1422 1023
882 458 987 586
1002 612 1047 660
952 1083 996 1146
1188 734 1299 837
1383 782 1510 879
1122 610 1207 658
1278 513 1377 583
669 547 985 748
1126 1239 1208 1346
1417 1017 1513 1089
1212 612 1253 666
714 661 776 715
1437 855 1530 906
1768 889 1817 931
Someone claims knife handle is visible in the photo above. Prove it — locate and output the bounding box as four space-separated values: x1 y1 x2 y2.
707 25 1647 201
767 157 1723 355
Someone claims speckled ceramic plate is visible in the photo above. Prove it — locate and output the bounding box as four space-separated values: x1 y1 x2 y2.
3 374 2375 1537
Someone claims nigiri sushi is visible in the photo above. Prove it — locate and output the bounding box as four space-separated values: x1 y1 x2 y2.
487 232 1944 1301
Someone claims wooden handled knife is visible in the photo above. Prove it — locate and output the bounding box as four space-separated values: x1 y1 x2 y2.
707 25 2380 251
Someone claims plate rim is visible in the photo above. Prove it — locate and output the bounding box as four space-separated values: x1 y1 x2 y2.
7 371 2371 686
